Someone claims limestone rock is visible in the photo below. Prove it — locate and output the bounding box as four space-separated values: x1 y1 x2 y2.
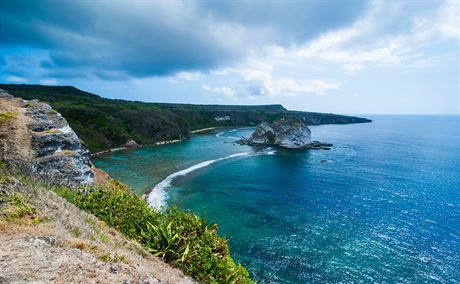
238 118 332 150
0 91 93 187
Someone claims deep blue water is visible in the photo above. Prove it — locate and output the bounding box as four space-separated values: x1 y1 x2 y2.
94 116 460 283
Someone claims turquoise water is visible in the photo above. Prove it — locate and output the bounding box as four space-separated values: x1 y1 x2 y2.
94 116 460 283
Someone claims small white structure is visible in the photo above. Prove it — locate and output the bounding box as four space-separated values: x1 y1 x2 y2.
214 116 231 122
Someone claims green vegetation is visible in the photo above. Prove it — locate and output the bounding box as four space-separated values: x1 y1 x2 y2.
98 253 128 264
0 111 17 124
0 84 370 152
0 166 43 224
53 185 253 283
0 192 36 221
0 161 252 282
37 129 59 135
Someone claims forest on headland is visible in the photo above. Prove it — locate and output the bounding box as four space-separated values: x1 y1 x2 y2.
0 84 371 152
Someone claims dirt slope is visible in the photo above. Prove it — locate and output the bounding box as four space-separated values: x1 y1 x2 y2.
0 175 194 283
0 91 194 283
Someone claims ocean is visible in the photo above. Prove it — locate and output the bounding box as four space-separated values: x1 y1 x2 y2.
93 116 460 283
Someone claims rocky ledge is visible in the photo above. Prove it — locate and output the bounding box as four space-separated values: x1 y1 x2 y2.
237 118 332 150
0 90 93 187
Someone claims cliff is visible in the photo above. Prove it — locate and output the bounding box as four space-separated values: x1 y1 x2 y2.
0 84 371 152
0 91 252 283
0 91 193 283
0 91 93 187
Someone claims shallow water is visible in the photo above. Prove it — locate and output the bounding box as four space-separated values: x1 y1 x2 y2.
94 116 460 283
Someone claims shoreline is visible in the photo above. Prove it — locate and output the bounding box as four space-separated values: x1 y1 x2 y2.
91 146 128 157
92 127 222 157
91 138 184 157
190 127 218 133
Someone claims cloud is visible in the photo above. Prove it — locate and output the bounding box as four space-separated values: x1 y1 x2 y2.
202 84 237 97
262 0 459 73
342 63 365 74
5 76 27 83
0 1 364 80
177 72 202 81
174 1 456 100
241 67 339 97
199 1 366 44
39 78 58 85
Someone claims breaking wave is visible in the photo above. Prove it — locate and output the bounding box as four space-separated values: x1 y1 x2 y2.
147 148 276 209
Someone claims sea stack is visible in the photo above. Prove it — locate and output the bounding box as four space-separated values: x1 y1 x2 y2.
238 118 332 150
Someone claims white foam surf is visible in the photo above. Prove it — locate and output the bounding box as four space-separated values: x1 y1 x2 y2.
147 152 250 209
216 127 254 140
216 131 239 139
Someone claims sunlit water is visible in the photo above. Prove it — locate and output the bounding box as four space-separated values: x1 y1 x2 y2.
94 116 460 283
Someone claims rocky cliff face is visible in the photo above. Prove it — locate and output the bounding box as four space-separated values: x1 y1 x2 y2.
0 84 371 152
0 90 93 187
238 118 332 150
249 120 312 148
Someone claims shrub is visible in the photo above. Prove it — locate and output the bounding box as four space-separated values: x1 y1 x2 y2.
54 185 253 283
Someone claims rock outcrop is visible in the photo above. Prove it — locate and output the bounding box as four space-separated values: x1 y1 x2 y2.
123 139 139 148
0 84 371 153
238 118 332 150
0 90 93 187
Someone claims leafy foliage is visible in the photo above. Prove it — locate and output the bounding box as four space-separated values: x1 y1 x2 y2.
53 185 253 283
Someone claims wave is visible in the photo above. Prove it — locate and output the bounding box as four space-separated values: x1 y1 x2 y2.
216 131 240 139
147 152 250 209
216 127 254 139
147 148 276 209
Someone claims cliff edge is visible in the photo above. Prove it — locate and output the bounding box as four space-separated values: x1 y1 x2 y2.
0 90 93 187
0 91 194 283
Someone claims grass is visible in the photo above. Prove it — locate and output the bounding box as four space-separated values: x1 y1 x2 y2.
53 185 253 283
96 231 110 244
62 150 77 155
0 159 253 283
98 253 128 264
42 129 59 134
69 227 81 238
0 192 36 221
0 111 17 124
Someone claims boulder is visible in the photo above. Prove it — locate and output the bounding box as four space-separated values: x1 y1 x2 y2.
123 139 139 148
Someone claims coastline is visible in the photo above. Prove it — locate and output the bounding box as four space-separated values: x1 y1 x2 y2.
91 139 183 157
190 127 218 133
91 127 222 157
91 146 128 157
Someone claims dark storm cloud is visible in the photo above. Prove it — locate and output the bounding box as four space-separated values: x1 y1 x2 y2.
1 0 366 79
200 1 367 44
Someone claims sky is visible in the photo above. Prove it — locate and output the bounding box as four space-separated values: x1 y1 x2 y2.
1 0 459 114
